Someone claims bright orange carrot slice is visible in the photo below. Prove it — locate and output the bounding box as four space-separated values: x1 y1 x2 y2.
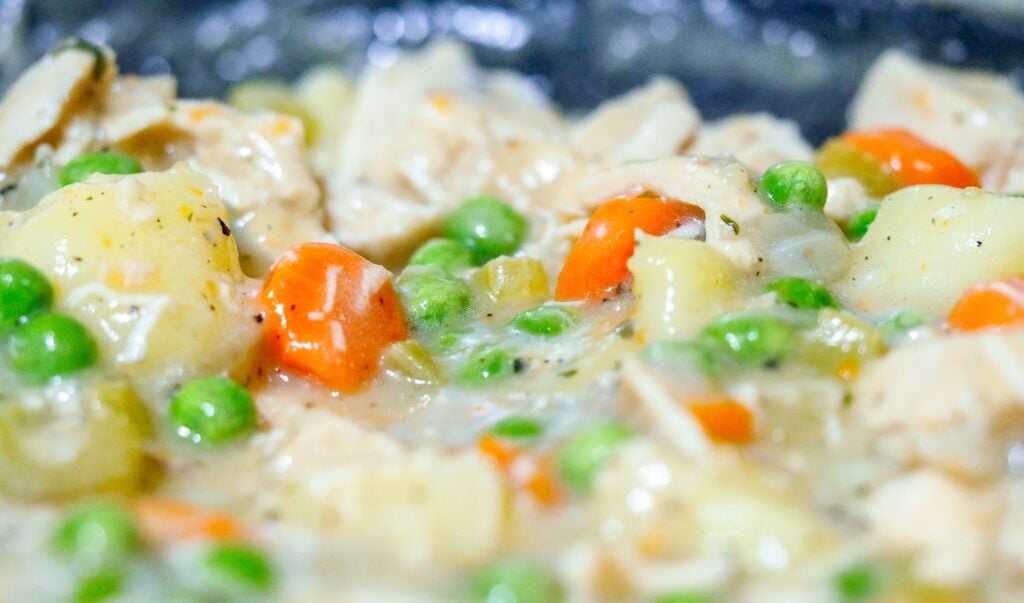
554 193 704 302
947 277 1024 332
841 128 980 189
260 243 408 392
689 400 755 444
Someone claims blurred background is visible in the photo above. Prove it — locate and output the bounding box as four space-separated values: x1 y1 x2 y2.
1 0 1023 143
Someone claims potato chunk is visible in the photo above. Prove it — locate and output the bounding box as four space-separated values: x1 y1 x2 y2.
839 185 1024 316
629 235 739 341
0 380 148 501
0 165 259 402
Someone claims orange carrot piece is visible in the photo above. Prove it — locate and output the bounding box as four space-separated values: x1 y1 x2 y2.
477 434 520 470
554 194 704 301
519 456 564 508
841 128 980 189
134 498 244 545
689 400 755 444
260 243 408 392
478 435 564 508
947 277 1024 332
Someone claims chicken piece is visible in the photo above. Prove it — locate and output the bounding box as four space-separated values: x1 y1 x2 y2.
849 50 1024 192
571 78 700 165
112 100 327 275
100 74 176 143
621 358 714 461
823 177 871 224
246 405 505 571
0 42 115 173
322 42 575 266
690 113 813 174
852 328 1024 477
577 155 768 271
863 469 998 586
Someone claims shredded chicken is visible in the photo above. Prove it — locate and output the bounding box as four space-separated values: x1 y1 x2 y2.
571 78 700 166
322 42 575 266
246 405 505 571
690 112 813 173
863 469 998 586
852 328 1024 477
0 45 114 173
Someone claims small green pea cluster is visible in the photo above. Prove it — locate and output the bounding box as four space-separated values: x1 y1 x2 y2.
0 257 98 383
52 502 274 602
399 196 530 333
397 197 588 389
639 276 912 379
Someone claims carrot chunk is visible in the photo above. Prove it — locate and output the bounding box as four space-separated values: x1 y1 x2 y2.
947 277 1024 332
260 243 408 392
134 498 244 545
689 400 755 444
554 194 704 301
841 128 980 189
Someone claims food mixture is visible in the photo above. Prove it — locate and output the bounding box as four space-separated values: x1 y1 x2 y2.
2 38 1024 603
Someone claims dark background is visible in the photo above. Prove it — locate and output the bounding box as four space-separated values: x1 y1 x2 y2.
2 0 1023 143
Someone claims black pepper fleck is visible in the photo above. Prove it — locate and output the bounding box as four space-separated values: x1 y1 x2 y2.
217 217 231 236
513 358 527 373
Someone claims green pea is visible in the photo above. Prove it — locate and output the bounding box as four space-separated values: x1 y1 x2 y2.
75 571 124 603
444 196 529 265
765 277 838 310
458 345 519 387
203 543 275 594
409 238 474 272
557 422 631 492
639 340 720 376
699 311 794 368
653 593 720 603
491 416 543 440
472 559 563 603
396 266 474 330
759 161 828 211
0 257 54 333
52 503 138 568
6 313 98 383
170 377 257 445
510 305 578 337
877 308 928 335
59 152 142 187
833 562 882 602
846 205 878 241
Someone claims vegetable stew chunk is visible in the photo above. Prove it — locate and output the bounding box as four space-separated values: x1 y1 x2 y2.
840 185 1024 316
0 166 260 402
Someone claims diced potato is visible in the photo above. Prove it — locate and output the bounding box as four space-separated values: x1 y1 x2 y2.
0 380 149 501
0 166 260 402
628 236 739 342
839 185 1024 316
